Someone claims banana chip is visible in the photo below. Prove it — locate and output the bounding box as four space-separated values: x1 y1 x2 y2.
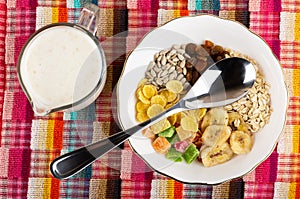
136 101 150 112
142 84 157 99
151 95 167 107
201 142 234 167
181 116 198 132
230 130 253 154
166 80 183 94
147 104 164 118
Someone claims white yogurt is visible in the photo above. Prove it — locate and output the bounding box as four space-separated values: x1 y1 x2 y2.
19 25 105 114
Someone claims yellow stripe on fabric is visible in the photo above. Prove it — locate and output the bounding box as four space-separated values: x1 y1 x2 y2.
292 125 300 153
292 69 300 96
212 181 230 198
98 9 114 37
89 179 107 199
166 180 175 198
46 120 55 150
294 13 300 41
173 10 181 18
43 178 52 199
219 10 236 21
288 182 297 198
52 7 59 23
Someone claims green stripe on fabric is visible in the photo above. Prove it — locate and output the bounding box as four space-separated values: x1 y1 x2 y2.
195 0 220 10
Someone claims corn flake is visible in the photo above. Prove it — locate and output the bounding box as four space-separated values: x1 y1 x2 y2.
150 95 167 107
160 90 177 103
136 112 149 122
137 90 150 104
136 101 150 112
142 84 157 99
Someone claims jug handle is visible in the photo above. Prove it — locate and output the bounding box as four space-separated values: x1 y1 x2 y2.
77 3 99 35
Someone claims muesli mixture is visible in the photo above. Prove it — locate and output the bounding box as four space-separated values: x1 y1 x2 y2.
135 40 272 167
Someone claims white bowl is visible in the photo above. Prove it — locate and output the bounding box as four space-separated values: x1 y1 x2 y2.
117 15 288 184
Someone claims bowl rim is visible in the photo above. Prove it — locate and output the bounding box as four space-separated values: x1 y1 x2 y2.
116 14 289 184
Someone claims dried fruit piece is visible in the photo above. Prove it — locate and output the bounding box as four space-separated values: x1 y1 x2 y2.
185 43 197 55
182 144 200 164
150 119 167 134
136 101 150 112
229 130 253 154
142 84 157 99
166 80 183 94
188 109 207 121
200 142 233 167
150 95 167 107
176 126 194 141
202 125 232 147
152 137 171 154
181 116 198 132
168 113 179 125
201 108 229 132
147 104 164 118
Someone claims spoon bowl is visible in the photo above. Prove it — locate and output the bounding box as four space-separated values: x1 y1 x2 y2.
50 57 255 179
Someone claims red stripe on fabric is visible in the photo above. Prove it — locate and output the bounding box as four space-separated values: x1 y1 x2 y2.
50 178 60 199
265 39 281 59
254 152 278 182
0 3 7 147
12 92 34 121
8 148 31 178
260 0 281 11
53 120 64 150
16 0 37 8
58 7 68 22
173 180 183 198
14 35 31 66
180 10 189 16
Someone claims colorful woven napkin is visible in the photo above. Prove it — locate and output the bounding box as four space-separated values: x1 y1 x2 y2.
1 0 300 198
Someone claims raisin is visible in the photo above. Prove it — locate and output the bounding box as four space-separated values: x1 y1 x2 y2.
185 43 197 56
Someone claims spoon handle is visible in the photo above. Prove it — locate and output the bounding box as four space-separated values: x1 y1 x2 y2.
50 103 184 179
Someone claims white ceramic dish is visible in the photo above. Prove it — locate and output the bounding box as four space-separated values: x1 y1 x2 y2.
117 15 288 184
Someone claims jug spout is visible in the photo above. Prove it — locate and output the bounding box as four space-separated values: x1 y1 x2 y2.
31 102 51 116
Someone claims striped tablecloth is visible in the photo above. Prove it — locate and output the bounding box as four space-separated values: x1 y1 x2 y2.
0 0 299 198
